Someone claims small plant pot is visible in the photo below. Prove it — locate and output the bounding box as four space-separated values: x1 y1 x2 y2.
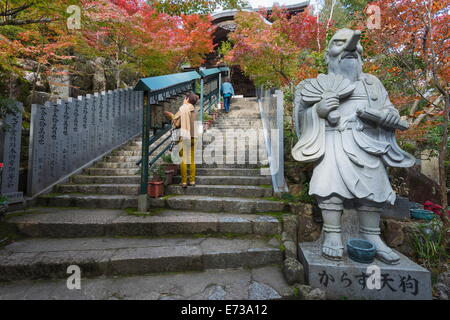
148 181 164 198
410 209 436 220
347 239 376 264
164 170 175 186
162 163 178 175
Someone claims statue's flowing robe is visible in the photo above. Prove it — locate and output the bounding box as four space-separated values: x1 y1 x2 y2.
292 73 415 205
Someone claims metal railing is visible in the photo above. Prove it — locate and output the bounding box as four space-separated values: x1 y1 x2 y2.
199 68 220 119
135 68 230 211
27 88 143 197
257 87 288 195
135 71 199 212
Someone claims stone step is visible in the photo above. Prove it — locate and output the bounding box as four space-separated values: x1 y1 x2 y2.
95 162 140 169
0 265 294 300
57 184 139 195
38 194 286 213
118 145 142 152
196 168 266 177
213 123 262 127
200 149 264 156
7 208 281 238
103 155 142 162
128 140 143 147
164 195 288 214
38 194 138 209
216 115 261 123
56 184 273 198
82 167 264 177
173 175 271 185
213 126 263 130
94 161 267 170
201 144 261 151
111 150 142 157
84 168 139 176
196 163 263 169
166 185 273 198
0 237 282 281
72 175 140 184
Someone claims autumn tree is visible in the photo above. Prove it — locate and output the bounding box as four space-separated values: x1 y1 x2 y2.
225 7 326 88
151 0 249 15
81 0 215 87
0 1 79 103
362 0 449 214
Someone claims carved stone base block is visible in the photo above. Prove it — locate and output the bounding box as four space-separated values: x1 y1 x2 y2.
298 242 432 300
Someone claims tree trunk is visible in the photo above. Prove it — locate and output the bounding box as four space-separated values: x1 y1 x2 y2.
116 67 121 89
30 63 41 105
438 92 449 208
438 91 449 245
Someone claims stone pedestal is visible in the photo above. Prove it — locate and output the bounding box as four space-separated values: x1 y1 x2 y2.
298 242 432 300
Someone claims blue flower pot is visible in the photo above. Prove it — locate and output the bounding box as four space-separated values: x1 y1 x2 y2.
347 239 376 264
410 209 436 221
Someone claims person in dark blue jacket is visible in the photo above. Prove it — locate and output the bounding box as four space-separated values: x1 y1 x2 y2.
220 77 235 113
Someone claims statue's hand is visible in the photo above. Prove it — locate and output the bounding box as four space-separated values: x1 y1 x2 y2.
381 109 400 128
317 93 339 119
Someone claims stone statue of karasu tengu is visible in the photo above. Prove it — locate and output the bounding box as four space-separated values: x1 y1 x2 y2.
292 28 415 264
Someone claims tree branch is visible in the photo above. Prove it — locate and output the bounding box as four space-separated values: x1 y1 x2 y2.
0 3 34 17
0 17 55 26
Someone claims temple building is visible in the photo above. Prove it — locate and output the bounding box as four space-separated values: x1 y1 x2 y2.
207 1 310 96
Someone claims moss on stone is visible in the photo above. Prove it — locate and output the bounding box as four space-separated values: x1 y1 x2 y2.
0 221 23 248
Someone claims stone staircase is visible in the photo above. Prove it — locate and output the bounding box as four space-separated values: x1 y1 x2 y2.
0 98 297 300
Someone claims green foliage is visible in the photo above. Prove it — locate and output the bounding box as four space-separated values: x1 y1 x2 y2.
203 113 212 121
423 118 450 152
410 219 449 269
307 51 327 75
0 220 22 248
339 0 370 13
149 164 166 181
162 153 173 164
154 0 248 15
320 0 359 30
0 97 19 128
399 142 417 155
218 40 232 60
297 182 315 204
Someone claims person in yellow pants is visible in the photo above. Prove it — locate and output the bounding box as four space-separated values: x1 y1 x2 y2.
164 92 199 188
179 138 196 187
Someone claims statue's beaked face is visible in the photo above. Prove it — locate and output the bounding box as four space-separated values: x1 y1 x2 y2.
327 29 364 82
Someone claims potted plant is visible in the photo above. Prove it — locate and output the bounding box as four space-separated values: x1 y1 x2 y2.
211 110 218 121
204 114 213 130
148 165 165 198
164 169 175 186
161 153 178 175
